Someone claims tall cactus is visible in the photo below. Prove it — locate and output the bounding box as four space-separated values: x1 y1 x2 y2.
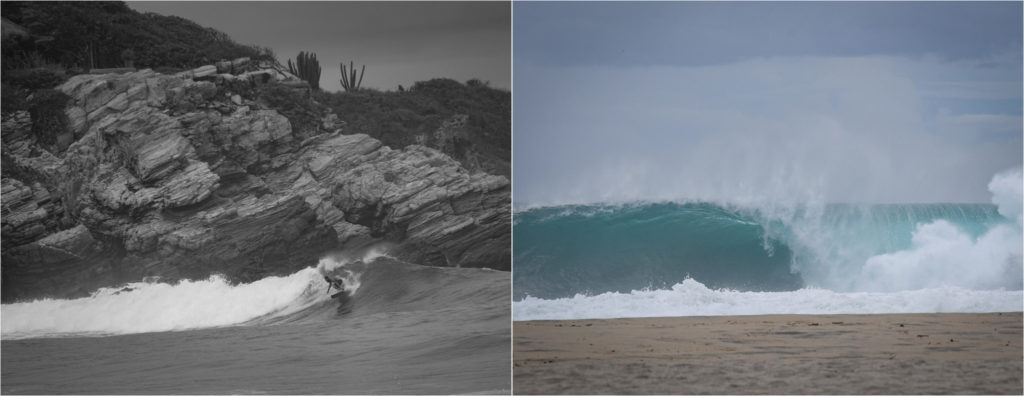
287 51 321 90
340 60 366 92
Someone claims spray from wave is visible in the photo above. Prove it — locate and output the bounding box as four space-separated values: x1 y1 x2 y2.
315 243 394 295
857 167 1022 291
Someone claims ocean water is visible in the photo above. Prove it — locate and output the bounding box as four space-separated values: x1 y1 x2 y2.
2 254 510 394
514 168 1024 320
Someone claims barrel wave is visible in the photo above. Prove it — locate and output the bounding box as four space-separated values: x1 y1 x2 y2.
514 202 805 299
514 168 1023 319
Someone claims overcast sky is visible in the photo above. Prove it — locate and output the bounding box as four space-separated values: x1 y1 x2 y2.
127 1 510 92
514 2 1023 206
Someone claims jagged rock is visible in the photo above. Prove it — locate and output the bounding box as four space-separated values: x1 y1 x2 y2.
216 57 250 74
154 160 219 208
220 108 292 148
236 69 274 84
61 69 174 135
1 176 70 249
2 64 510 302
124 220 176 253
87 67 136 75
37 224 96 257
88 166 151 212
161 226 213 251
64 106 87 139
1 178 34 210
175 64 217 79
1 111 33 151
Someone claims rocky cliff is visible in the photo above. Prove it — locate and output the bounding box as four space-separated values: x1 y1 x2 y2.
1 62 510 302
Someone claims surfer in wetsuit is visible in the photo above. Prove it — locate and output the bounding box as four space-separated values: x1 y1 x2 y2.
324 275 345 294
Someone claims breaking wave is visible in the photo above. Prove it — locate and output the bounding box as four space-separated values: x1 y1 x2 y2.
514 167 1023 319
2 248 506 340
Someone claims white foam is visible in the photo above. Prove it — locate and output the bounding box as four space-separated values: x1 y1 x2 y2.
855 167 1023 292
513 278 1023 321
858 220 1022 291
741 167 1024 292
1 267 329 339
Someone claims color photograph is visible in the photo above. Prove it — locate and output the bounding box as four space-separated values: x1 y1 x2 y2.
512 2 1023 394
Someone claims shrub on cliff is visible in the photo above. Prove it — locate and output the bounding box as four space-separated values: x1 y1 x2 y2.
256 83 329 141
1 1 272 72
1 67 68 91
317 78 510 176
27 89 72 153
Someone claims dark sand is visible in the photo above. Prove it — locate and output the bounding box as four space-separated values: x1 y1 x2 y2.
513 312 1023 394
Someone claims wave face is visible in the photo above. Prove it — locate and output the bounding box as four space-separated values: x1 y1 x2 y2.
515 202 1015 299
1 253 506 340
514 168 1023 318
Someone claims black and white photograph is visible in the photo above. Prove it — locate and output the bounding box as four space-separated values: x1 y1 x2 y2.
1 1 510 394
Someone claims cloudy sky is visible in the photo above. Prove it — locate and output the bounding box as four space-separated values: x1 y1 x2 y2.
127 1 510 92
514 2 1022 206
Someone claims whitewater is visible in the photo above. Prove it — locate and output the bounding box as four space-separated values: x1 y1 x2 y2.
0 249 381 339
513 167 1023 321
1 268 329 338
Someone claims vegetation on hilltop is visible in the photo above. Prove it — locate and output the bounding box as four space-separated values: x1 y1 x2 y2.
287 51 321 91
1 0 275 120
339 60 366 92
1 1 273 74
317 78 510 177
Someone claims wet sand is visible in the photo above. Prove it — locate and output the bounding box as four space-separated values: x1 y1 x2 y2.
514 312 1023 394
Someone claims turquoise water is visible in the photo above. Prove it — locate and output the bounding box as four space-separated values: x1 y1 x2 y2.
514 202 1016 300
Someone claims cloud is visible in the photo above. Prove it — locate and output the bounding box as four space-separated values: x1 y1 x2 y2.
514 2 1023 69
935 111 1023 138
513 55 1022 206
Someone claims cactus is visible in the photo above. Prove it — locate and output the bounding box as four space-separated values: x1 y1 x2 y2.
339 60 366 92
287 51 321 90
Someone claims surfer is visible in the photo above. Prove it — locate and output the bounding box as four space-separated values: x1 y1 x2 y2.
324 275 345 294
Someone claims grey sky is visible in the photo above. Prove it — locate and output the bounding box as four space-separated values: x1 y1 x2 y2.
514 1 1023 206
127 1 510 92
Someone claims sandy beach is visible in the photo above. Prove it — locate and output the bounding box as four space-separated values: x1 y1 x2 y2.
513 312 1023 394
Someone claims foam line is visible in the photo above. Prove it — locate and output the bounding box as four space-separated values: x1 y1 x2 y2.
514 278 1024 321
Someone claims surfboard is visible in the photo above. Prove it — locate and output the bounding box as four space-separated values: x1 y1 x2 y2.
330 291 347 299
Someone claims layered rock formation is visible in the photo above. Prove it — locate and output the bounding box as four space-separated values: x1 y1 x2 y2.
1 63 509 302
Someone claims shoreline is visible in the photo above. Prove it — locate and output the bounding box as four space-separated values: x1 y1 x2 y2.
514 312 1023 394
